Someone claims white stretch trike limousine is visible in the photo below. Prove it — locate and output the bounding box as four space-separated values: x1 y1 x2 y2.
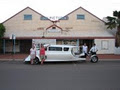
24 44 98 64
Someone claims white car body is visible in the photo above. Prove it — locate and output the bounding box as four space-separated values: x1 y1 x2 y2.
24 45 86 62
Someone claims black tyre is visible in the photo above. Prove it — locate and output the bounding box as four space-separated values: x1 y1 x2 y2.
91 56 98 63
24 61 30 64
33 57 39 64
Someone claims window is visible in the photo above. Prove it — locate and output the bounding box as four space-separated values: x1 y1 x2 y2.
60 16 68 20
49 47 62 51
24 14 32 20
52 27 56 29
77 14 85 20
101 40 109 50
41 16 49 20
64 47 69 51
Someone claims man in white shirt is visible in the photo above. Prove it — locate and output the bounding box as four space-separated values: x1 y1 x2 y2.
89 44 98 55
82 43 88 57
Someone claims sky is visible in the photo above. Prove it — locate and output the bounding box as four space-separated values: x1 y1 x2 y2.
0 0 120 22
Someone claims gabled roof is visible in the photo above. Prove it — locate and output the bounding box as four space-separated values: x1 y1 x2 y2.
59 6 105 23
46 24 63 30
2 6 105 24
2 7 52 23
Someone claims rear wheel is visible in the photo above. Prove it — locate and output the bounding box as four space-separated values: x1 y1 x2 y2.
91 56 98 63
33 57 39 64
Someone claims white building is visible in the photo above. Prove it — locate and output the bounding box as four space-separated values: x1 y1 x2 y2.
2 7 115 54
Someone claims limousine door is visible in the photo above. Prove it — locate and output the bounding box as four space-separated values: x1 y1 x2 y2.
46 46 63 61
46 46 74 61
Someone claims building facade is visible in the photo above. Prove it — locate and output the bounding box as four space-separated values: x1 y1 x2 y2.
2 7 115 54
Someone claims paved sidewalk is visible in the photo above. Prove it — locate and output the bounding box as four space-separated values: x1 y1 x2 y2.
97 54 120 61
0 53 120 61
0 53 29 61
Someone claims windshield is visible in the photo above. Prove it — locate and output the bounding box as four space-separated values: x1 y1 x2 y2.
71 47 79 56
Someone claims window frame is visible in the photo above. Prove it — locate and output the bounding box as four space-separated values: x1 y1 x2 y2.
49 47 62 51
60 16 69 20
64 47 69 51
24 14 32 20
77 14 85 20
40 16 49 20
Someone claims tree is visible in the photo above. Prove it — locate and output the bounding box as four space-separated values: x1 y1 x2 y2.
0 23 6 53
0 23 6 38
105 11 120 47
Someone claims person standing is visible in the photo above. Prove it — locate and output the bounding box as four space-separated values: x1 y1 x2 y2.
82 43 88 57
40 44 45 65
89 43 98 55
30 44 36 65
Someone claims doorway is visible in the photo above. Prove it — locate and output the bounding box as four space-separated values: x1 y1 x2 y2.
79 39 94 50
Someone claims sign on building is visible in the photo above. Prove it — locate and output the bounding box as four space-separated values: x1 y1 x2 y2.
32 39 56 48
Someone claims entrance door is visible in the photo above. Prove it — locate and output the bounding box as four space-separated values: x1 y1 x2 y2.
20 40 32 53
79 39 94 50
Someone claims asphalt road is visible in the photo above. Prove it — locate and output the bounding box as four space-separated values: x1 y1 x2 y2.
0 61 120 90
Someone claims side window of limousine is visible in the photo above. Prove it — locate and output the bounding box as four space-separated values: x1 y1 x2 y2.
49 47 62 51
64 47 69 51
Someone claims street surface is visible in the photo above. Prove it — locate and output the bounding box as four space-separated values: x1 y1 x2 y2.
0 60 120 90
